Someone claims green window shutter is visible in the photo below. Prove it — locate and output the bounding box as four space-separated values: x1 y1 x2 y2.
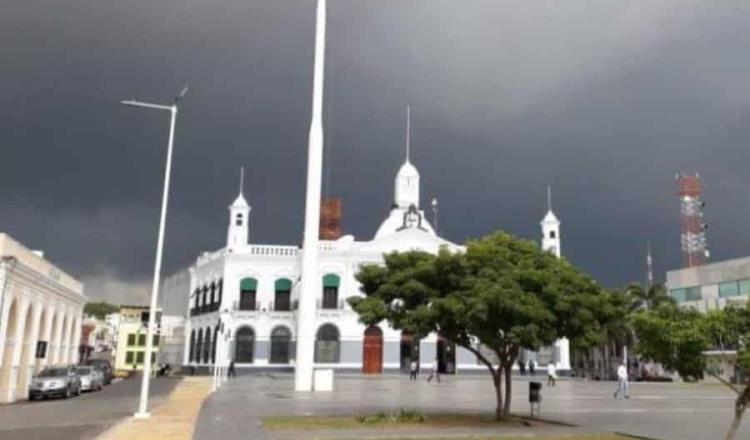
275 278 293 291
240 278 258 291
323 274 340 288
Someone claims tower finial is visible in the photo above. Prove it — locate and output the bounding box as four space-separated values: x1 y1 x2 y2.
239 166 245 196
547 185 552 212
406 105 411 163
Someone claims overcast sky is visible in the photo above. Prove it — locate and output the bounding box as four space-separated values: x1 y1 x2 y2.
2 0 750 304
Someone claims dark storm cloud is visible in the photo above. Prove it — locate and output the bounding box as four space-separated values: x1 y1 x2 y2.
2 0 750 303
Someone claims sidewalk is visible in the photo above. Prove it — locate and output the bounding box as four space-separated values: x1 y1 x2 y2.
97 377 213 440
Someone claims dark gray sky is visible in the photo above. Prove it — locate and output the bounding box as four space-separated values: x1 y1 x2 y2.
2 0 750 304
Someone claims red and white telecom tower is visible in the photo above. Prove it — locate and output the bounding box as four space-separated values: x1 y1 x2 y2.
676 172 709 267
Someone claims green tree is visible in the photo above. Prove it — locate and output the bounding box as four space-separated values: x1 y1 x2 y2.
626 283 674 312
632 304 750 440
84 301 119 319
349 232 610 420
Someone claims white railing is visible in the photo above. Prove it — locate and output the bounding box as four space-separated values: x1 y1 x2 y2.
248 245 299 257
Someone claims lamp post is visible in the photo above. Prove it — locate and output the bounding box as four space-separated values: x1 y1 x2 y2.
122 86 187 419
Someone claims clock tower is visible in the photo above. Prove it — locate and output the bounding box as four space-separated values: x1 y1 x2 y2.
394 106 420 209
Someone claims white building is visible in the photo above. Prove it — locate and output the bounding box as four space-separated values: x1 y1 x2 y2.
182 154 571 375
0 233 86 403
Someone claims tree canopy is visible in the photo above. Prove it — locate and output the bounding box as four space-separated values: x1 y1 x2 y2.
632 303 750 440
350 231 613 419
84 301 119 320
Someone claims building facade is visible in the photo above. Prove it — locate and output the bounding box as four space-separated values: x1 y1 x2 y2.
0 233 86 403
113 305 160 373
667 256 750 311
182 157 570 374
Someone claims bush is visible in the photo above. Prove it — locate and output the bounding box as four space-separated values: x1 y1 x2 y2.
354 409 425 425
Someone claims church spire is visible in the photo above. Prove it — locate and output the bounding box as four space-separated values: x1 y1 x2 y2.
394 106 420 209
227 167 251 251
547 185 552 212
405 105 411 163
239 165 245 196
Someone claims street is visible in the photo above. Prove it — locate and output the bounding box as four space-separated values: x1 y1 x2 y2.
0 375 179 440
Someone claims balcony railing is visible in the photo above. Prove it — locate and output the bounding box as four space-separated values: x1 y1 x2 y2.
233 300 261 312
316 298 345 310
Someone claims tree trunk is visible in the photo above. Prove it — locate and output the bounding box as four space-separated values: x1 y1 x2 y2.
493 370 504 420
503 362 512 416
724 386 750 440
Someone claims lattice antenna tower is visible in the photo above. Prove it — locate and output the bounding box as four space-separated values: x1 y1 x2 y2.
676 172 709 267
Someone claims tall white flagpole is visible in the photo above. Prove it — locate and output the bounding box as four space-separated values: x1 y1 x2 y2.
294 0 327 392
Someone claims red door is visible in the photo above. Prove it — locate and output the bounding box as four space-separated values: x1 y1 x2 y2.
362 326 383 374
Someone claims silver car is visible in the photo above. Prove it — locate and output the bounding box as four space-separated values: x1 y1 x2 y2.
29 366 82 400
76 366 104 392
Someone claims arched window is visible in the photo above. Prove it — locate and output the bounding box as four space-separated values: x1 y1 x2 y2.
203 328 212 364
270 326 292 364
315 323 340 363
274 278 292 311
239 278 257 311
322 274 340 309
189 330 196 362
195 329 204 364
235 326 255 363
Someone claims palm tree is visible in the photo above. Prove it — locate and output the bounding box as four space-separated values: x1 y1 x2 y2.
626 283 674 312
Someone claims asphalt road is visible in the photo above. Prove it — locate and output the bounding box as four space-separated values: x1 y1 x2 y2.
0 375 180 440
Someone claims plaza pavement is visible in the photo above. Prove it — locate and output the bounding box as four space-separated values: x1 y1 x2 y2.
193 373 748 440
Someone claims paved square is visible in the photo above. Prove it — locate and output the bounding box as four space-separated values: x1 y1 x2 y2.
193 374 747 440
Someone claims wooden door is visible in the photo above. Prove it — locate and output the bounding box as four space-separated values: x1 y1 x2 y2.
362 326 383 374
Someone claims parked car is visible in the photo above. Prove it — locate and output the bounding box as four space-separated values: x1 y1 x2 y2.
76 366 104 392
84 359 113 385
29 366 82 400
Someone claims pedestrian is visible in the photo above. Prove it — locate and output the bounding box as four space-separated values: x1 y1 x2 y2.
228 360 236 378
427 359 441 383
131 362 137 379
614 362 629 399
518 359 526 376
529 359 536 376
409 358 418 381
547 362 557 387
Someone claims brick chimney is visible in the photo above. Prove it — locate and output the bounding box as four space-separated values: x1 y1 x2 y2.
320 198 342 240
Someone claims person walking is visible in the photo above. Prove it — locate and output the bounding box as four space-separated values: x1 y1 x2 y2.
614 362 630 399
427 359 441 383
518 359 526 376
228 360 236 378
528 359 536 376
547 361 557 387
409 359 418 381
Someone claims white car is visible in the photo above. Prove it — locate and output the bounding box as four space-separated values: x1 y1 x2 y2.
76 366 104 392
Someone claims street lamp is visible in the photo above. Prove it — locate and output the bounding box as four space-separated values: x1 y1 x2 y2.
121 85 188 419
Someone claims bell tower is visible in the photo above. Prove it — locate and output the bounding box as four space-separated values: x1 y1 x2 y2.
227 167 250 251
541 186 561 258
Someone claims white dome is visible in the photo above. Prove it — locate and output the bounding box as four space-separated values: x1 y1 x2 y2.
396 160 419 178
230 193 250 209
542 209 559 223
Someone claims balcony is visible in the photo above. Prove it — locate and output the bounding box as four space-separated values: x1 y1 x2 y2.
233 300 261 312
316 298 346 311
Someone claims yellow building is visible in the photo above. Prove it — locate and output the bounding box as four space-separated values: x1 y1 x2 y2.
113 305 160 373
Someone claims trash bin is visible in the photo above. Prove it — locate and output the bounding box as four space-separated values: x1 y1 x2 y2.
529 381 542 417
